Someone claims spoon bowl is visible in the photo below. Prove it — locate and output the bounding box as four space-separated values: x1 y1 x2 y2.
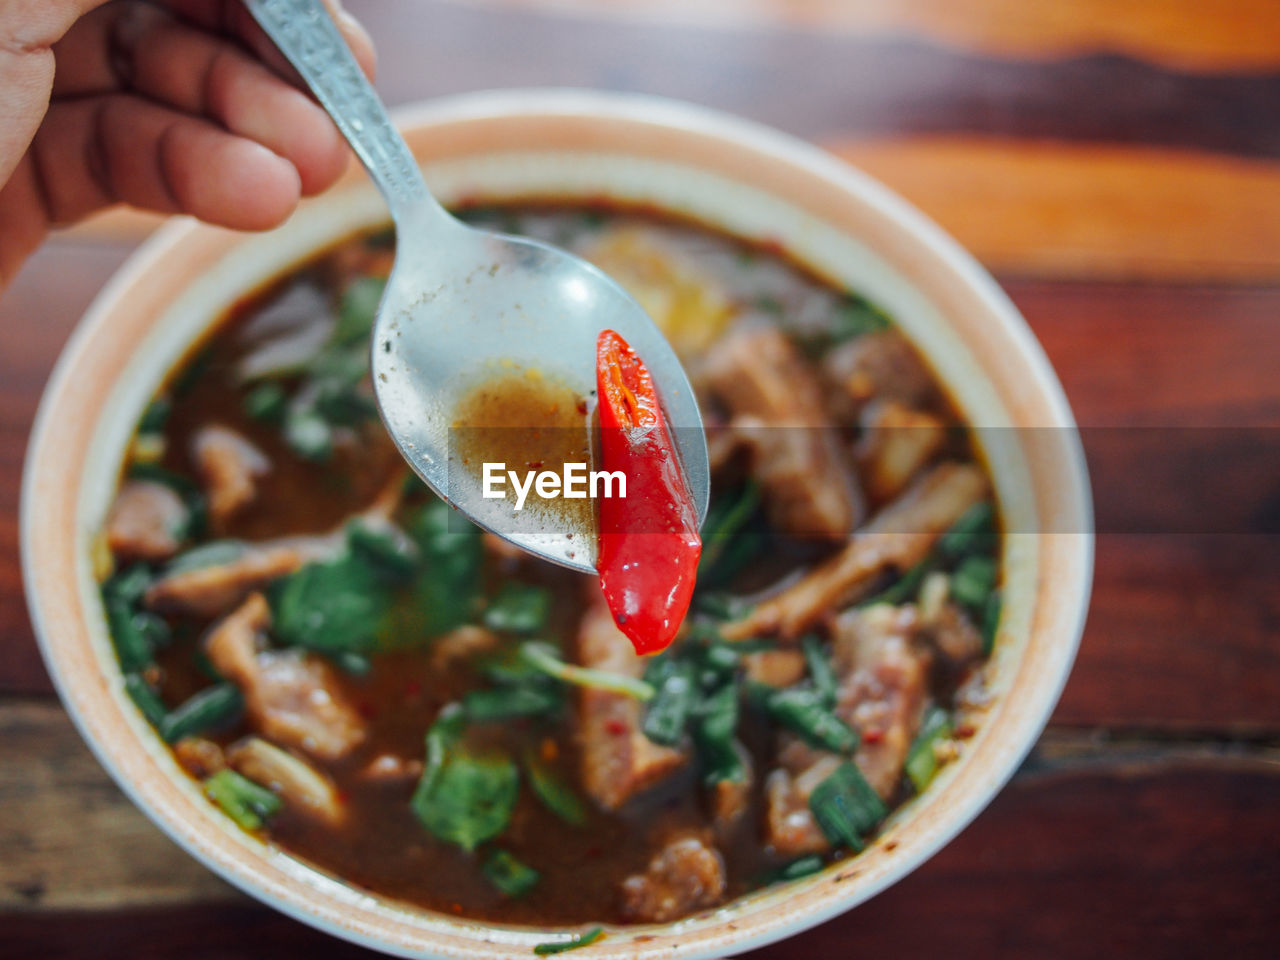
245 0 708 572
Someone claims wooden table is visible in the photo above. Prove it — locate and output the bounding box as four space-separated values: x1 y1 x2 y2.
3 1 1277 957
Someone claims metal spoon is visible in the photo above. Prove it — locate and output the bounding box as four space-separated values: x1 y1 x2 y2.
243 0 708 573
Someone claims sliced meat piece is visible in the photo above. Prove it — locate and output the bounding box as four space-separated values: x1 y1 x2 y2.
832 604 930 800
916 571 982 665
722 463 988 640
105 480 189 561
144 537 333 618
227 736 345 825
430 625 501 669
619 833 727 923
708 744 753 832
763 748 843 856
576 600 687 810
172 737 226 779
192 425 270 523
741 648 807 688
855 401 946 502
823 330 935 419
701 323 863 539
204 593 366 759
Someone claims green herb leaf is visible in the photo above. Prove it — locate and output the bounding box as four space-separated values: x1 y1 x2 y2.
271 551 390 654
464 684 561 722
334 276 387 346
409 500 483 636
482 848 541 899
411 707 518 851
809 761 887 852
347 520 419 582
523 751 587 826
483 583 552 634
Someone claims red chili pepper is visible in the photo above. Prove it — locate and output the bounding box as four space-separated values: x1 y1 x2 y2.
595 329 701 655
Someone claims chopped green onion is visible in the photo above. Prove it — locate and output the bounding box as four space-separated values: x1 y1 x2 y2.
534 928 605 955
830 292 892 342
777 855 825 881
905 707 953 793
519 642 654 701
164 540 247 576
809 761 887 852
242 382 287 423
938 502 996 560
699 641 740 676
204 768 282 831
696 681 739 746
483 583 552 634
523 751 588 826
859 559 930 608
801 634 838 708
698 481 764 585
159 683 243 743
102 566 168 672
481 848 540 899
981 590 1002 656
282 405 332 461
334 275 387 345
641 660 697 746
124 673 167 729
464 685 560 722
138 396 171 433
766 689 858 754
332 650 372 676
950 554 998 611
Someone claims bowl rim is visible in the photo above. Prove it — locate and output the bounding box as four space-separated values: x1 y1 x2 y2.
22 88 1093 959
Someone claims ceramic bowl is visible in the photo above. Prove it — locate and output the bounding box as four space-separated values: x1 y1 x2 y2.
22 90 1092 959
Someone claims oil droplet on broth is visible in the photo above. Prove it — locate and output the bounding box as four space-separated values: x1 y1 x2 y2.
452 368 597 539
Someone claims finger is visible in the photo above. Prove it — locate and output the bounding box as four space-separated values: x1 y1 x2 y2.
159 0 377 85
56 3 350 194
30 93 301 230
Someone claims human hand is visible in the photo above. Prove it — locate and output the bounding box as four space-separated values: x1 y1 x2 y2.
0 0 376 286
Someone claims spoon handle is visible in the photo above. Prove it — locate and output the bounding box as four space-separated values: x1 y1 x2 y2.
242 0 452 230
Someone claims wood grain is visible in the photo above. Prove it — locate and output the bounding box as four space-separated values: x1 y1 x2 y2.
0 700 234 910
449 0 1280 73
341 0 1280 159
834 138 1280 282
69 140 1280 283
